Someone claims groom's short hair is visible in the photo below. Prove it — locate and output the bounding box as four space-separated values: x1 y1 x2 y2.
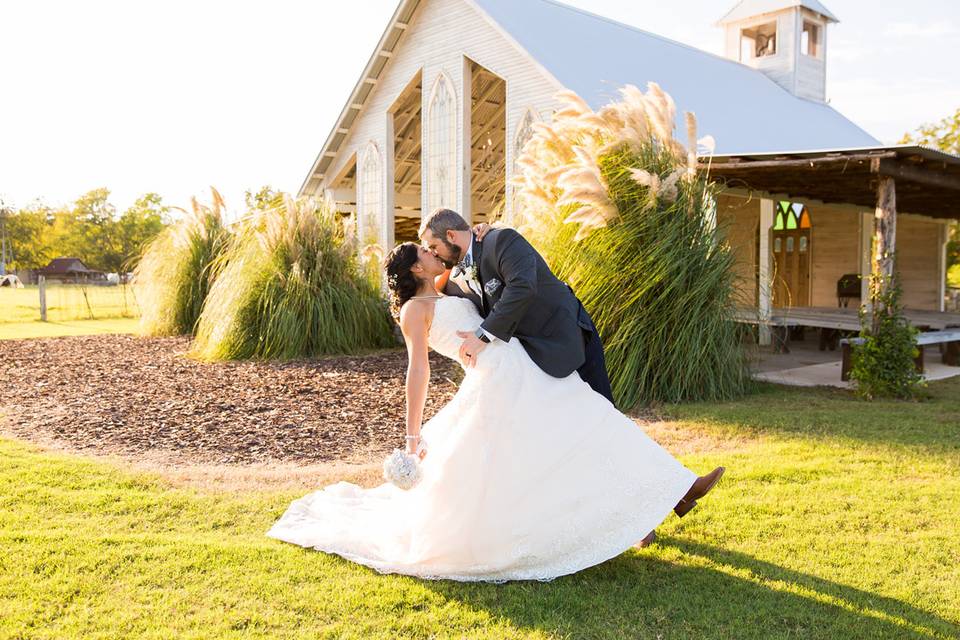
419 208 469 239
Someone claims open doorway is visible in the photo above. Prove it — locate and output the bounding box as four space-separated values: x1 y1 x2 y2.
468 61 506 223
391 72 422 243
327 153 357 238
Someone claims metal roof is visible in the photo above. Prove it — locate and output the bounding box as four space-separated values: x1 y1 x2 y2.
473 0 875 155
299 0 879 196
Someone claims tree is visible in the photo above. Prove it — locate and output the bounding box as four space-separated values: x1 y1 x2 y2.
58 188 121 272
244 185 282 212
900 106 960 154
2 190 170 274
117 193 171 272
4 205 57 270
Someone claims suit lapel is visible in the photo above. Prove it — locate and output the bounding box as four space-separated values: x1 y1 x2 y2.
471 236 489 314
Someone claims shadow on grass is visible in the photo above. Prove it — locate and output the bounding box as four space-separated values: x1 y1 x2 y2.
418 538 958 639
662 377 960 454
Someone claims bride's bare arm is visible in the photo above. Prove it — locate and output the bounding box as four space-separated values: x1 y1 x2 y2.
399 301 431 455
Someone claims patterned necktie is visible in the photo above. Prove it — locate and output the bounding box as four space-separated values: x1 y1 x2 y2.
452 254 472 279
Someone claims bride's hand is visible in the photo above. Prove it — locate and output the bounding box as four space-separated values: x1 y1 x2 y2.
407 438 427 460
473 222 492 240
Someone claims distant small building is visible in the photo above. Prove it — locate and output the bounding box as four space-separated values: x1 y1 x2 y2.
35 257 106 283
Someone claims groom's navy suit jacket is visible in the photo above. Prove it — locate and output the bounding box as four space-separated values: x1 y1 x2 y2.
460 228 595 379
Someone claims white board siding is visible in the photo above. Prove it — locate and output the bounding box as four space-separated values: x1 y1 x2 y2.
809 204 859 307
717 194 760 307
317 0 560 238
897 215 943 311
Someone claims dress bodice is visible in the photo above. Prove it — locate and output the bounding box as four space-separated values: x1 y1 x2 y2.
424 296 484 363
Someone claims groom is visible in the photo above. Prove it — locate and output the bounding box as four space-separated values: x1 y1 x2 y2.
419 208 614 404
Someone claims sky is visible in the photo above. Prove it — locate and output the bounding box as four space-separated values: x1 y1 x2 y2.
1 0 958 220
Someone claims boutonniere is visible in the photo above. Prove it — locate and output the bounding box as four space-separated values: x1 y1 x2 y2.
453 262 479 282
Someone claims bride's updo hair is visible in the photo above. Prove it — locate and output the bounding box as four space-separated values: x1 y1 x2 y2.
383 242 422 314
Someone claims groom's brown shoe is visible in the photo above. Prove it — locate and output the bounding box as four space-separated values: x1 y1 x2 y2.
674 466 725 518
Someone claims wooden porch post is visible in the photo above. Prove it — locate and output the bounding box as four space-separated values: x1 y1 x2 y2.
940 223 949 312
859 211 873 312
384 113 396 250
460 57 473 223
758 198 774 345
872 176 897 330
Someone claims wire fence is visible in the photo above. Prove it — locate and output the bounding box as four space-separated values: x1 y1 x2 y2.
0 280 141 323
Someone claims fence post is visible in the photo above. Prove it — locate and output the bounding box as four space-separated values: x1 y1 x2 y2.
39 275 47 321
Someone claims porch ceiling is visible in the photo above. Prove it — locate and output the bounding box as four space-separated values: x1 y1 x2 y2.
704 145 960 220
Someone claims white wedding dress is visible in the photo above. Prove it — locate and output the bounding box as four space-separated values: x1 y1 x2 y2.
267 295 697 582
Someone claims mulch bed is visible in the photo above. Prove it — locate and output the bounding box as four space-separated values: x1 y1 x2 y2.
0 335 460 465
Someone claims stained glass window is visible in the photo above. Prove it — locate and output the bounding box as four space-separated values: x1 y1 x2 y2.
427 73 457 212
775 201 812 231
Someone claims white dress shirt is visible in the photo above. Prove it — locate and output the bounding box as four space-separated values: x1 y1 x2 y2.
456 234 498 343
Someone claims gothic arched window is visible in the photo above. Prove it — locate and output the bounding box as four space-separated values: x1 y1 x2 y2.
359 142 383 247
427 73 457 212
514 108 538 166
774 201 812 232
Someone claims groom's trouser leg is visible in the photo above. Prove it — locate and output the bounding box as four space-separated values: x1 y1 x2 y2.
578 327 615 405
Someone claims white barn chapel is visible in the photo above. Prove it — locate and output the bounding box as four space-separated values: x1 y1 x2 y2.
300 0 960 343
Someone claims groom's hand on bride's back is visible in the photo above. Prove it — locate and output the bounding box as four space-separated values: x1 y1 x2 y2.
456 330 488 367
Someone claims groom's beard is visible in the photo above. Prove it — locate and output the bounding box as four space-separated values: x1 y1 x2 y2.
438 239 463 270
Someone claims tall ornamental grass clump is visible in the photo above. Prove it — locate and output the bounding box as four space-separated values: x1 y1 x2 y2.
190 195 394 361
134 189 230 336
511 85 752 407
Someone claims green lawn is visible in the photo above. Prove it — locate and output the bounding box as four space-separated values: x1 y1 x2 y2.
0 318 141 340
0 284 140 324
1 379 958 639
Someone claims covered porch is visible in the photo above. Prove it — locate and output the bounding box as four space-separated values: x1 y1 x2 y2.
707 145 960 385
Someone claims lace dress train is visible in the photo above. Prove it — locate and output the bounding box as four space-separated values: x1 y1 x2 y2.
267 296 696 582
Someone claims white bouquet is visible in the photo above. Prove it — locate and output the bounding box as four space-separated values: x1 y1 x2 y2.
382 446 424 490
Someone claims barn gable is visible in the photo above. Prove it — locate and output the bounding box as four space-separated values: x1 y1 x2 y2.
300 0 883 252
301 0 561 244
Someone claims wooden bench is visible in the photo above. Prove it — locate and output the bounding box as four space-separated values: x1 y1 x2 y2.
840 329 960 381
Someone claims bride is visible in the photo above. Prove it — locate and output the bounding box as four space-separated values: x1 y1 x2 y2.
267 242 725 582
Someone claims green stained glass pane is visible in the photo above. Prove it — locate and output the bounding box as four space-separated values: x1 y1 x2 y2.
774 211 785 230
786 211 798 229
